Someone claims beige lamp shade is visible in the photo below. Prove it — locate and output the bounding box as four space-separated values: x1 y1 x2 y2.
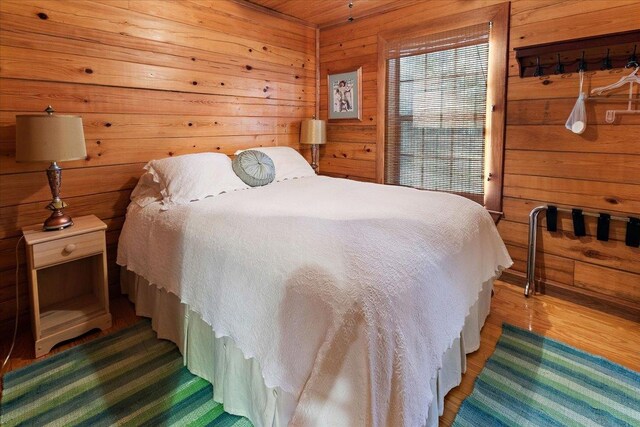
16 113 87 162
300 119 326 145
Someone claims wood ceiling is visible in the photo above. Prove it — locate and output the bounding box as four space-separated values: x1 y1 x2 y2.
245 0 421 28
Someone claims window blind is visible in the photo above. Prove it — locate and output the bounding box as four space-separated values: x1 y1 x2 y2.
384 23 490 204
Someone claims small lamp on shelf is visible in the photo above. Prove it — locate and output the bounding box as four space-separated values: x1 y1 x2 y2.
300 117 326 173
16 106 87 231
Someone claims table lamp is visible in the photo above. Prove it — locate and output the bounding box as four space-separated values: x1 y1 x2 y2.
300 118 326 173
16 106 87 231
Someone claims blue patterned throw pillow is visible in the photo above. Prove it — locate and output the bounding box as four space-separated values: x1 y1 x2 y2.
232 150 275 187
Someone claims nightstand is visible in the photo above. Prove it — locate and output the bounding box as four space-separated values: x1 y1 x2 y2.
22 214 112 357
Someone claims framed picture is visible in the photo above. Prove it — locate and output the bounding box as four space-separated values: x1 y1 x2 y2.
327 67 362 121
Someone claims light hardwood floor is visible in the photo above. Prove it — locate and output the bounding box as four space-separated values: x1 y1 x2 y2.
442 281 640 426
1 280 639 424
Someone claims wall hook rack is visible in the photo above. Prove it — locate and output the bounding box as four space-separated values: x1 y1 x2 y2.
515 30 640 78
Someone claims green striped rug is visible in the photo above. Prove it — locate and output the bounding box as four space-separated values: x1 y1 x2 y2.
454 323 640 427
0 320 253 426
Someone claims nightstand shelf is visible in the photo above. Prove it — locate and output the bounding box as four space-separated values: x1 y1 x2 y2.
40 293 106 338
23 215 112 357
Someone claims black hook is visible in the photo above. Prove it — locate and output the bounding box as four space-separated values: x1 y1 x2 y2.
555 53 565 74
627 44 638 68
577 51 587 72
601 48 612 70
533 56 544 77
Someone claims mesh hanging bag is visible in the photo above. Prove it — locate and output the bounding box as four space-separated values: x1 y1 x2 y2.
565 70 587 134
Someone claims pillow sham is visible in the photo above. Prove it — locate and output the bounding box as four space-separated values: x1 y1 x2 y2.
145 153 248 207
232 150 275 187
235 146 315 181
130 172 162 207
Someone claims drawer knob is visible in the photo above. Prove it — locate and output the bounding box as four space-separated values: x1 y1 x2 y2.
63 243 77 253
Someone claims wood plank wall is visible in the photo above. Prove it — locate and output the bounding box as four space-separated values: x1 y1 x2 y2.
0 0 316 329
318 0 640 317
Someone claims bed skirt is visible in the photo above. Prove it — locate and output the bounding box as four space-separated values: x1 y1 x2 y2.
120 267 493 427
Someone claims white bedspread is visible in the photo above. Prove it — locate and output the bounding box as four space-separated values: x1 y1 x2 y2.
117 175 511 426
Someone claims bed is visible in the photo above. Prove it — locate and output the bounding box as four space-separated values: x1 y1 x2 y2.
116 148 512 427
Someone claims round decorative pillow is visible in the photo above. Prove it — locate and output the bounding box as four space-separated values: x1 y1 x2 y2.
232 150 275 187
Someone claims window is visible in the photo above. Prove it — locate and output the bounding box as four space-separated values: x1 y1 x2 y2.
377 4 509 213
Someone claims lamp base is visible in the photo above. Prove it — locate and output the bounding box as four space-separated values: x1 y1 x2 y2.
43 210 74 231
311 144 319 174
43 162 74 231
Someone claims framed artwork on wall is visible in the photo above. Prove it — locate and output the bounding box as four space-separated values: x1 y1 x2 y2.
327 67 362 121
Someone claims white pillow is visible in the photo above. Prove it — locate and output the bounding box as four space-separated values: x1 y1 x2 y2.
235 147 315 181
145 153 249 207
130 172 162 207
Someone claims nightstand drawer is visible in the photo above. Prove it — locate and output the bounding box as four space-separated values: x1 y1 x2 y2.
32 231 104 269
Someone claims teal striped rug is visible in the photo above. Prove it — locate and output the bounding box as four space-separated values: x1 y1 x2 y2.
454 323 640 427
0 320 252 426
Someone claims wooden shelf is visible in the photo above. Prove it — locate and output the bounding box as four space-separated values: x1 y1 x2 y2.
40 293 107 338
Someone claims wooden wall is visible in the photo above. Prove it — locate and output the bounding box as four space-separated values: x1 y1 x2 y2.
1 0 638 332
0 0 316 329
318 0 640 316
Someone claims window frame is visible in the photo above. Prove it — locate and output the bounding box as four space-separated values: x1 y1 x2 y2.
376 2 510 215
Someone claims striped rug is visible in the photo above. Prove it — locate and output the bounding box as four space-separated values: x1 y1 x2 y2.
454 323 640 427
0 320 252 426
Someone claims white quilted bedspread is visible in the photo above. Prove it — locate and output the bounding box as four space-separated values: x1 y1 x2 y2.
117 175 511 426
